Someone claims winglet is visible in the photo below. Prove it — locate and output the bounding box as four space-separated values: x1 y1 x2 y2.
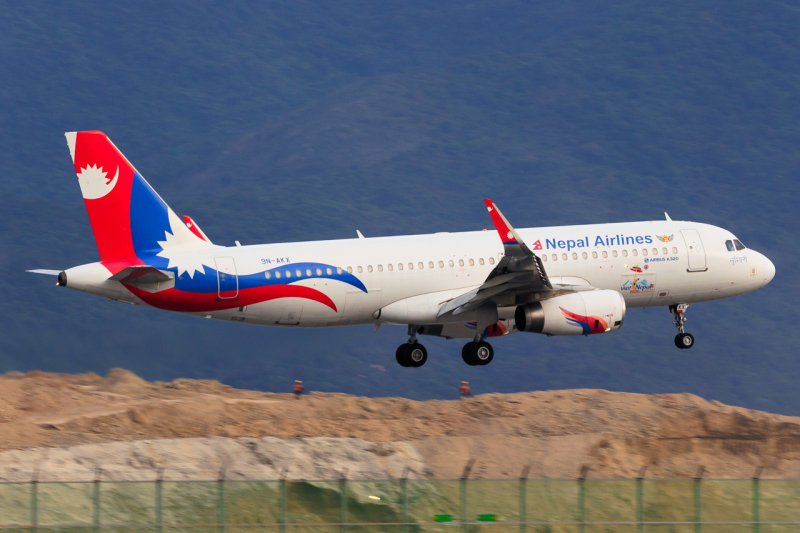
483 199 533 256
182 215 213 244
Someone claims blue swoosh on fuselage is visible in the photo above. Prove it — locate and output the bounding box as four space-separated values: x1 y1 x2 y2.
139 259 368 294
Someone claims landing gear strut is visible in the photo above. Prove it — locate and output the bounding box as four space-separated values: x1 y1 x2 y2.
395 326 428 368
670 304 694 349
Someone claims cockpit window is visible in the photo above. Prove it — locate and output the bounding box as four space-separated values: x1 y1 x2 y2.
733 239 746 251
725 240 735 252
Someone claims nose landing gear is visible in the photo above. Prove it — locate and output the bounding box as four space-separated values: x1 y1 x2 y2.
671 304 694 349
395 325 428 367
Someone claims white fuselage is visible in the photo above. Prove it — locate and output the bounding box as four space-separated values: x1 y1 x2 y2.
65 220 774 329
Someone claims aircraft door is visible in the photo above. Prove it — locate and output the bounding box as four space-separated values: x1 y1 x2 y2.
214 257 239 300
681 230 707 271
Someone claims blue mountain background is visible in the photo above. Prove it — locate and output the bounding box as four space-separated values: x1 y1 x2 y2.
1 1 797 412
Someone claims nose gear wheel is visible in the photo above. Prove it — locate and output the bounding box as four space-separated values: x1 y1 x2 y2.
670 304 694 350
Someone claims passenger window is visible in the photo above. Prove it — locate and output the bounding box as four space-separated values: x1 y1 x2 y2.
286 270 292 278
469 259 474 266
489 257 495 265
275 271 281 279
367 265 373 273
449 260 454 267
428 261 434 268
552 254 558 261
408 263 413 270
459 259 464 267
652 249 657 256
296 269 302 277
439 261 444 268
388 264 393 271
542 255 547 262
316 268 322 276
572 253 578 260
622 250 628 257
306 269 313 276
398 263 404 271
592 251 598 259
326 267 332 275
582 252 588 259
479 258 485 266
734 239 746 251
632 249 638 256
725 240 735 252
662 248 668 255
377 265 383 272
337 267 343 275
562 253 568 260
642 249 647 256
612 251 618 258
602 251 608 258
265 272 272 279
672 247 678 254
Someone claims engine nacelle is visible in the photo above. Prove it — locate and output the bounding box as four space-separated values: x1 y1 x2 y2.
515 290 626 336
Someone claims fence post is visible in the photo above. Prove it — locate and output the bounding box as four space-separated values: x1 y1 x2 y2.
694 466 705 533
339 474 348 533
279 470 287 533
578 466 589 533
217 467 226 533
461 460 475 533
155 468 164 533
93 468 102 533
30 469 38 533
636 466 646 533
400 468 409 533
519 465 530 533
752 466 763 533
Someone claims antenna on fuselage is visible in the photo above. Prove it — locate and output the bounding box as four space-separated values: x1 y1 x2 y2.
664 212 672 221
356 230 365 239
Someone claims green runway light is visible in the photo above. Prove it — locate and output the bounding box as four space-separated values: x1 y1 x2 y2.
477 514 498 522
433 514 454 522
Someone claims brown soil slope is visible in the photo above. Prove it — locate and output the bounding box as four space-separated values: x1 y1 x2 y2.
2 369 800 479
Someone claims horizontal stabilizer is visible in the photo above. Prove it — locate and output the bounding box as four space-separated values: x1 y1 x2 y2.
26 269 62 275
109 265 174 285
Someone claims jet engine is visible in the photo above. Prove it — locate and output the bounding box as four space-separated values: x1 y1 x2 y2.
515 290 625 336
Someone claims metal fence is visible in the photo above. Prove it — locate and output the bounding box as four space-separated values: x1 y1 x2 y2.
3 474 800 532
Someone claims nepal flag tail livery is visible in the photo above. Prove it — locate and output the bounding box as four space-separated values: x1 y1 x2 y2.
65 131 212 264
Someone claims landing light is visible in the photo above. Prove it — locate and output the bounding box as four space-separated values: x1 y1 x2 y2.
368 495 380 500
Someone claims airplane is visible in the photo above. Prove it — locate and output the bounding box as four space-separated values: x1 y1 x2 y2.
29 131 775 368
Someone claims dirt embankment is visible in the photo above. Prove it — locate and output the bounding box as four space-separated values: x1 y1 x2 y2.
2 369 800 479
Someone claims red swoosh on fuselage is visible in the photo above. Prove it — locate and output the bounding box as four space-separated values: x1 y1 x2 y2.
124 284 338 313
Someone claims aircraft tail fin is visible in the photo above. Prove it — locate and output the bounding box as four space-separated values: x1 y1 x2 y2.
65 131 211 262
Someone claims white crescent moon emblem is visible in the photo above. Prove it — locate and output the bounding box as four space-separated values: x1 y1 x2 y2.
78 165 119 200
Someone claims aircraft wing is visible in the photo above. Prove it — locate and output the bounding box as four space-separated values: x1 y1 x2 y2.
438 199 586 317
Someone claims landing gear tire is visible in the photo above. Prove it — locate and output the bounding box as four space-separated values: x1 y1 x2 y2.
462 341 494 366
396 345 411 367
675 333 694 350
396 343 427 367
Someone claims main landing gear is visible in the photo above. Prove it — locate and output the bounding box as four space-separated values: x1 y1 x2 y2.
670 304 695 350
462 340 494 366
395 326 428 368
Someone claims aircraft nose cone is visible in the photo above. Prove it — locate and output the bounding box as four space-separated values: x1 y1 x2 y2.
763 256 775 286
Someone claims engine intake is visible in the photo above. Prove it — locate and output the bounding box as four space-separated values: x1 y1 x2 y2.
515 290 626 336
